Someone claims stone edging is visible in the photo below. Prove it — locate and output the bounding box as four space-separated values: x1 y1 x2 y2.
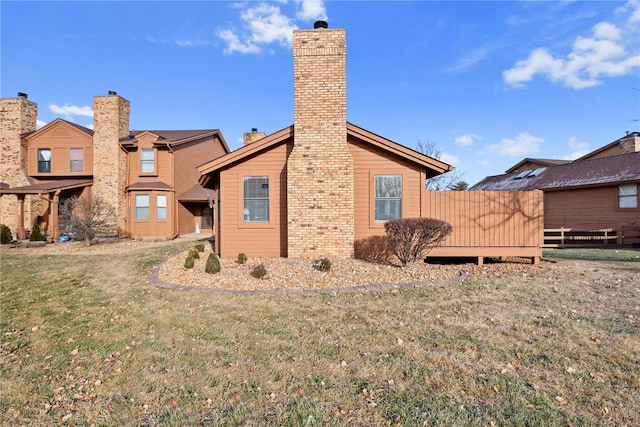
149 258 468 295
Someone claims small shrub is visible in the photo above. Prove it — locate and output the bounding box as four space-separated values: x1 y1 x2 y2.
0 224 12 244
385 217 452 267
195 243 205 252
184 256 195 269
237 253 248 265
205 253 221 274
250 263 267 279
188 249 200 259
30 219 44 241
316 258 331 272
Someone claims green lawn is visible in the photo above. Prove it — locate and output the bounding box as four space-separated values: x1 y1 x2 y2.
1 244 639 426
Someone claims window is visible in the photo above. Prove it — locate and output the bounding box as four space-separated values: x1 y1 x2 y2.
375 175 402 221
243 176 269 222
156 195 167 220
140 148 155 174
70 148 83 172
135 194 150 220
38 148 51 173
619 184 638 208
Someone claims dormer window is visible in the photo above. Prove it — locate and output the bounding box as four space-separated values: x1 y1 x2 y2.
38 148 51 173
140 148 155 174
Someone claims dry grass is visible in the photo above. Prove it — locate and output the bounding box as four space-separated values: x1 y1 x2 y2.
1 242 639 426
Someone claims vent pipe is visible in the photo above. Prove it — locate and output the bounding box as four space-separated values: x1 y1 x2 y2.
17 92 28 99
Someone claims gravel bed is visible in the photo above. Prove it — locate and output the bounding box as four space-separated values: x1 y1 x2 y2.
3 237 541 292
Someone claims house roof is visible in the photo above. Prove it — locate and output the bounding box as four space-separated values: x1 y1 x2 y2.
23 118 94 139
121 129 230 153
0 179 93 194
126 181 174 191
576 131 639 161
197 122 453 180
470 151 640 191
505 158 571 174
177 184 215 202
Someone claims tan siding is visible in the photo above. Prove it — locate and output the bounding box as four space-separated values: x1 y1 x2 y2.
27 121 93 176
349 137 423 245
544 186 640 229
219 142 291 258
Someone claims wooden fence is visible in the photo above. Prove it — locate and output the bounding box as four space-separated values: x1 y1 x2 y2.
422 190 544 264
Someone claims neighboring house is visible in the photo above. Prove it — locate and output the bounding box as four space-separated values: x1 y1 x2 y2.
0 93 229 240
471 133 640 245
198 21 543 262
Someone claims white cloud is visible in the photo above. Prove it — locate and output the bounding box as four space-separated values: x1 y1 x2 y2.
36 120 47 129
455 133 482 146
440 152 460 165
503 0 640 89
49 104 94 119
563 136 590 160
489 132 544 157
218 0 327 54
444 43 512 73
295 0 327 21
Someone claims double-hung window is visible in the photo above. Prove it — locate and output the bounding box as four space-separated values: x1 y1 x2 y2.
140 148 155 174
70 148 83 172
243 176 269 222
38 148 51 173
619 184 638 208
135 194 150 220
156 195 167 220
375 175 402 221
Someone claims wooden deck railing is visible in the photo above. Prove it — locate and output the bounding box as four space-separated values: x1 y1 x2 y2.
543 227 640 248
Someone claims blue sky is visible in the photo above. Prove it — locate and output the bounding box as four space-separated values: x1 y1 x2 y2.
2 0 639 186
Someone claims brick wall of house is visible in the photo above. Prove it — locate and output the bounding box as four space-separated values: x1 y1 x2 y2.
620 133 640 154
0 95 39 236
287 24 354 258
92 93 130 236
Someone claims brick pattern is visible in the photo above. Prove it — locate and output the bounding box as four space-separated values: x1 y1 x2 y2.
0 97 39 235
620 135 640 153
287 28 354 258
92 95 130 236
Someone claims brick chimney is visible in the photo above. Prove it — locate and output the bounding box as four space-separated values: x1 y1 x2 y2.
0 93 38 235
620 131 640 153
93 92 130 236
243 128 266 145
287 21 354 258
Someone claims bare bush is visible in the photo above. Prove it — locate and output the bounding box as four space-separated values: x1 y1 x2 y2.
384 217 452 267
59 195 116 244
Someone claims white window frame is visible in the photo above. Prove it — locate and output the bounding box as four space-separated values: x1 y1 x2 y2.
619 184 638 209
156 195 167 220
140 148 155 174
243 176 269 223
69 148 83 173
374 175 402 221
38 148 52 173
135 194 150 220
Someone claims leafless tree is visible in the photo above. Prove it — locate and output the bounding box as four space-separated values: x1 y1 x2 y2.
416 140 466 191
59 195 116 244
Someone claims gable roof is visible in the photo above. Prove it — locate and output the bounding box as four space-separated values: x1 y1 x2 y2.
23 118 93 140
576 131 639 161
120 129 230 153
470 151 640 191
197 122 453 181
505 158 571 174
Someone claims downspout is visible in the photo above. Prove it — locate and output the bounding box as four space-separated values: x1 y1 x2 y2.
121 143 131 238
168 144 179 239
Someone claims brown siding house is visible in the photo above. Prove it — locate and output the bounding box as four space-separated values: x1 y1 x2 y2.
199 22 543 263
0 93 229 241
471 133 640 246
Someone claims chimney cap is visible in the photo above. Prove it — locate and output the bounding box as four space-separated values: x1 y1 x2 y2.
314 20 328 29
108 90 117 96
17 92 28 99
251 128 258 133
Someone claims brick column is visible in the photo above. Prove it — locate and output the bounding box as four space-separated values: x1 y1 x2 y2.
287 24 354 258
93 93 130 236
0 94 38 236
